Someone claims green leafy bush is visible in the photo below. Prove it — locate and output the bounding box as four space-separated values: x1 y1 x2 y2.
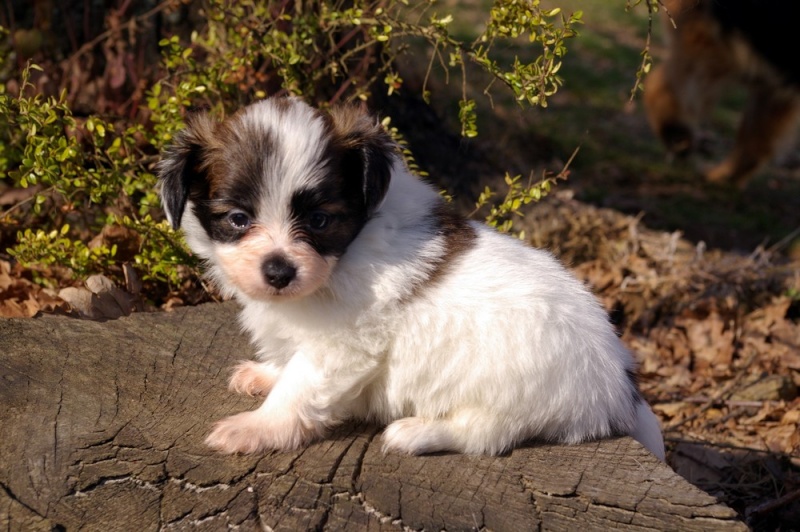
0 0 584 302
474 147 578 237
1 63 185 288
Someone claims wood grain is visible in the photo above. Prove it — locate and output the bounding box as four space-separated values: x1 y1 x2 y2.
0 303 745 530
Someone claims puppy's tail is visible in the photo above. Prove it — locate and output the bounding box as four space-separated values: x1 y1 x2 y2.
630 401 666 461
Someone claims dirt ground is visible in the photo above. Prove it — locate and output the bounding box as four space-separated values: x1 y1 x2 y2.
1 1 799 529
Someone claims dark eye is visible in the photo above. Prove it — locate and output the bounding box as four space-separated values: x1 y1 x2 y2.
228 211 251 230
309 211 331 231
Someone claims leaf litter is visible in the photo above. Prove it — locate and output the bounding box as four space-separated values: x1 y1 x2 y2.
522 190 800 529
1 190 798 528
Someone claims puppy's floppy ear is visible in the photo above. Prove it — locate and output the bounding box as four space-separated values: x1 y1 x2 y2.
157 110 218 229
327 105 397 217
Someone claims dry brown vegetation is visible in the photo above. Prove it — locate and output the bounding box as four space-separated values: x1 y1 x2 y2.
520 194 799 528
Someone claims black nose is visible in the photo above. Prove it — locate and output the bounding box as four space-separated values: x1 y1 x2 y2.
262 255 297 289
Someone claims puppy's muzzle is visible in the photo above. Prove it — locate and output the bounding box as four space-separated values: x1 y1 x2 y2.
262 254 297 289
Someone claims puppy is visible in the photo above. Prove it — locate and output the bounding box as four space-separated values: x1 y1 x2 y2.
158 97 665 460
644 0 800 186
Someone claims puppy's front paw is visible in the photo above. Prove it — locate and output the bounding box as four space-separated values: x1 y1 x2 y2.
228 361 278 397
382 417 455 455
205 410 315 454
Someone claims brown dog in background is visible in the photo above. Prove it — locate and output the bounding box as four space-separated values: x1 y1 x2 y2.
644 0 800 187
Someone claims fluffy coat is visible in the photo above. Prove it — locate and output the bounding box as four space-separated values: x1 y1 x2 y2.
158 97 665 460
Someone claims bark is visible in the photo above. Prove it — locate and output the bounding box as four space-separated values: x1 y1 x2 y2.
0 302 745 531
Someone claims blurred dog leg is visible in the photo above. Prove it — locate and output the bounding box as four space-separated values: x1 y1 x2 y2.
644 1 734 158
707 86 800 186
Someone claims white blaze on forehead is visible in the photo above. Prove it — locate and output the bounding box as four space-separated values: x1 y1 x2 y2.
236 99 332 225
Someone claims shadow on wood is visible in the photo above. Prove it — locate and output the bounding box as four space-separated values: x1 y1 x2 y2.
0 303 745 530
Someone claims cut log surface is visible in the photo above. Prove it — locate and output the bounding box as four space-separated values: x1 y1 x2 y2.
0 302 745 531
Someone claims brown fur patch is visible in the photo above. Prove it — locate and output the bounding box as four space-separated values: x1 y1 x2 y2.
324 104 396 217
157 110 223 228
407 201 478 300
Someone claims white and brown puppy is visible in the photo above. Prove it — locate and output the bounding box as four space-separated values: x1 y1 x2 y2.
158 97 665 460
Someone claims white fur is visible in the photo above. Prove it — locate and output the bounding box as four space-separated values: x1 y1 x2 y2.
171 99 665 460
242 100 332 225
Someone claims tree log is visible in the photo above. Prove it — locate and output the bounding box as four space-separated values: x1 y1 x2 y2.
0 302 745 530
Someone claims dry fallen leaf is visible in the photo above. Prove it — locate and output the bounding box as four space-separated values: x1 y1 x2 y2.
57 274 138 320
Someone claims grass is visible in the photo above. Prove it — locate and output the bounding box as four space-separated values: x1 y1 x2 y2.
401 0 800 253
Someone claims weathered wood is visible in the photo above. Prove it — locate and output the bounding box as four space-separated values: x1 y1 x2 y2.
0 303 745 531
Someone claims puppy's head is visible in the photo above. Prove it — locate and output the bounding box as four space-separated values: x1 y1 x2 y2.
158 98 396 301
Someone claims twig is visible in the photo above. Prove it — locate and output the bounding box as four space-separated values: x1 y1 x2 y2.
664 436 780 456
680 397 778 408
767 225 800 254
0 185 53 219
746 488 800 518
66 0 176 66
664 352 759 432
421 40 439 98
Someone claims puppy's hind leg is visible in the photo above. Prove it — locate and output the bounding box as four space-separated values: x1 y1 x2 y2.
382 410 514 456
382 417 458 455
